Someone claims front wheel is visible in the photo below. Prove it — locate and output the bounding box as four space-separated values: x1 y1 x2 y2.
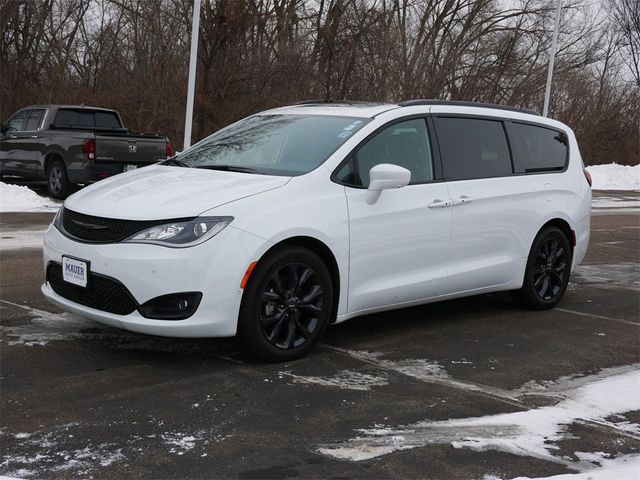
238 246 334 362
47 159 71 199
512 226 572 310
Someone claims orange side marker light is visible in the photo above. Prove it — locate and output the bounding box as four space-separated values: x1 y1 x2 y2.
240 261 258 289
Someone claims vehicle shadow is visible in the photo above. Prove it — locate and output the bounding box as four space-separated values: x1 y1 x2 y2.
65 292 519 364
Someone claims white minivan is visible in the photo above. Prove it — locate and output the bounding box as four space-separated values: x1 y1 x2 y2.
42 100 591 361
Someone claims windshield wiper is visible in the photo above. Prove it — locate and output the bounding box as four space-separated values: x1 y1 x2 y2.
162 158 190 168
195 165 263 174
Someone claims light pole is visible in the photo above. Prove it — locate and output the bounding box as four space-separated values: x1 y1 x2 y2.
543 0 562 117
183 0 202 151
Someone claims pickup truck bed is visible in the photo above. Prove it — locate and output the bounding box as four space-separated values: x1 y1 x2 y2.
0 105 171 198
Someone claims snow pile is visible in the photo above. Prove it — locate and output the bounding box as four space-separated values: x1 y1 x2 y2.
0 182 60 212
586 163 640 191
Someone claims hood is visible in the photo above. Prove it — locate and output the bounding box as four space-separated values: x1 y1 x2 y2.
65 165 291 219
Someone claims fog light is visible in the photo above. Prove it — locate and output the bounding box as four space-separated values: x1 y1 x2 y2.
139 292 202 320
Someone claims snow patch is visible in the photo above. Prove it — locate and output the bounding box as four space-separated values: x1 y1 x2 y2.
0 229 48 251
317 369 640 465
0 426 124 479
590 195 640 209
283 369 389 391
512 453 640 479
0 300 105 346
586 163 640 191
161 432 200 455
0 182 60 212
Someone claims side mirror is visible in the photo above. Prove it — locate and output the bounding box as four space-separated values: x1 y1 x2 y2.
366 163 411 204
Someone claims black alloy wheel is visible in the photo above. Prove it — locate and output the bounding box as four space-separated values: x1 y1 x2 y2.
238 246 333 362
532 238 568 301
512 226 572 310
260 263 324 350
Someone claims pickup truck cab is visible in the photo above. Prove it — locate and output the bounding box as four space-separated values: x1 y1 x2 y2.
0 105 171 198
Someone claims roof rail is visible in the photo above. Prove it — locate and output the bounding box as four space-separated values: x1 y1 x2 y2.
398 99 540 116
296 99 335 105
295 99 375 106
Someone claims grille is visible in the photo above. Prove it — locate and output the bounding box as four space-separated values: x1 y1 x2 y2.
60 207 193 244
47 262 138 315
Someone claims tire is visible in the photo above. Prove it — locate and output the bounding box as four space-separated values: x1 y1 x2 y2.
47 159 71 199
238 246 334 362
512 226 573 310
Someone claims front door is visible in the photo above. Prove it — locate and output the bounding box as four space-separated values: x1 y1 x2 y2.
1 109 30 175
337 118 452 314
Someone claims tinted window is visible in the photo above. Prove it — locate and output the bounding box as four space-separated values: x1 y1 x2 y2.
334 158 357 185
25 109 45 130
435 117 512 180
5 110 28 132
354 119 433 187
176 115 369 176
512 122 567 172
95 111 121 128
54 109 95 127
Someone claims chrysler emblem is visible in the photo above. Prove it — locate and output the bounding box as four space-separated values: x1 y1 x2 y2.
71 219 109 230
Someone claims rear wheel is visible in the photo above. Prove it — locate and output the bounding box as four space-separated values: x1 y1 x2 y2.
512 226 572 310
47 159 71 199
238 246 333 362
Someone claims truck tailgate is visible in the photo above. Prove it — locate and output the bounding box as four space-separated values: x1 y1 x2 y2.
94 134 166 167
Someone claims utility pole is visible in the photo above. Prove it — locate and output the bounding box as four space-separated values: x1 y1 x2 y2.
183 0 202 151
543 0 562 117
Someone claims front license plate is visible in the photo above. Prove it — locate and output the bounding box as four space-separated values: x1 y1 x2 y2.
62 256 88 288
123 164 137 172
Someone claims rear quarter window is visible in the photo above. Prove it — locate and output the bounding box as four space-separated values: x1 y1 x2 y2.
511 122 568 173
434 117 513 181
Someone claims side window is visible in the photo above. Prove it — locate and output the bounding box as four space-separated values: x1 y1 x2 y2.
334 157 357 185
25 109 45 131
435 117 512 181
355 119 434 187
5 110 29 132
512 122 568 173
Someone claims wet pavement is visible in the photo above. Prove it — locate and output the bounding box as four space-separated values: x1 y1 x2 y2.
0 191 638 479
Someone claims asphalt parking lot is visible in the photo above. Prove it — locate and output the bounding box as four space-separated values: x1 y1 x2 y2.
0 191 638 479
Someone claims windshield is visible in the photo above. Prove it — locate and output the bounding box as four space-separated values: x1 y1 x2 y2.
172 114 369 176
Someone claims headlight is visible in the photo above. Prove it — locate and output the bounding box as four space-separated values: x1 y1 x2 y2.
52 207 63 229
123 216 233 247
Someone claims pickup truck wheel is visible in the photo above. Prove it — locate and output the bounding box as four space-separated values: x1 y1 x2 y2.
47 160 71 199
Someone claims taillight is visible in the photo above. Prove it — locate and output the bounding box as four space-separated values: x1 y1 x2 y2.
166 141 172 158
584 168 592 187
82 139 95 160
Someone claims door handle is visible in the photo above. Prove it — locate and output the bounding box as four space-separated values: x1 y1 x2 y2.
31 135 38 139
452 195 474 206
428 199 453 209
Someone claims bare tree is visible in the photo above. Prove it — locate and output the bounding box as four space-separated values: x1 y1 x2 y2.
1 0 638 164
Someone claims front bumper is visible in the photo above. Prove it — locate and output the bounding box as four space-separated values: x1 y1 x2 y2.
42 223 268 338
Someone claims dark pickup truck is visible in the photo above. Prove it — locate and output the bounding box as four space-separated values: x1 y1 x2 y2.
0 105 171 198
